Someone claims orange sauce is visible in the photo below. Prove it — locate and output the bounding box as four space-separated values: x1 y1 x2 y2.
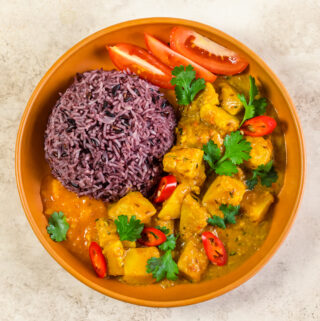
41 175 108 262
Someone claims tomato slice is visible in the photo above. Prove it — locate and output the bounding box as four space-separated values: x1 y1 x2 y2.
241 115 277 137
138 227 167 246
89 242 107 278
170 26 248 75
201 231 227 266
154 175 177 203
144 33 217 83
107 43 174 89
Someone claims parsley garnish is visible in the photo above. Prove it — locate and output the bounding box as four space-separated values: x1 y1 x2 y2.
238 76 267 126
246 160 278 190
207 216 226 229
114 215 144 241
207 205 240 228
170 65 205 105
203 131 251 176
146 250 179 282
159 234 178 251
46 211 69 242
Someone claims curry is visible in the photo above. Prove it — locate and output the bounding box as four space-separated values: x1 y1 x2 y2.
41 73 285 286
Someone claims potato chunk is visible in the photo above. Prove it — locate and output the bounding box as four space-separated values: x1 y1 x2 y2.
200 103 240 134
158 183 191 220
163 146 206 187
108 192 156 224
178 237 208 282
202 176 246 214
123 247 160 284
180 194 209 241
151 216 175 235
244 136 273 169
241 190 274 222
219 83 243 115
176 119 224 149
102 240 125 276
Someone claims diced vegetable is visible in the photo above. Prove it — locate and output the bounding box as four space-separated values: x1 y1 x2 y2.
138 227 167 246
201 231 227 266
244 136 273 169
123 247 160 284
177 237 208 282
96 218 119 247
101 240 125 276
153 218 175 235
89 242 108 278
163 146 206 187
154 175 177 203
241 116 277 137
241 190 275 222
180 194 209 241
108 192 156 224
158 183 191 220
219 82 243 115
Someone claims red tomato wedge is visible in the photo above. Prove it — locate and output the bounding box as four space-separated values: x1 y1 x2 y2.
241 115 277 137
89 242 107 278
170 26 248 75
201 231 227 266
144 33 217 82
154 175 177 203
107 43 173 89
138 227 167 246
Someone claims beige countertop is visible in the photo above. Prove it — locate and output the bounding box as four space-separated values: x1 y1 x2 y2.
1 0 319 320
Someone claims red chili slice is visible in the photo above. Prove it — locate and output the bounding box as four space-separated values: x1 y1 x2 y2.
241 115 277 137
138 227 167 246
201 231 227 266
89 242 107 278
154 175 177 203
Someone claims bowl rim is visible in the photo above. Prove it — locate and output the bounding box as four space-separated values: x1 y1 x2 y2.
15 17 306 307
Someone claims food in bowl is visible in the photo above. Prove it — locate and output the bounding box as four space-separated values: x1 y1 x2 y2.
40 25 285 286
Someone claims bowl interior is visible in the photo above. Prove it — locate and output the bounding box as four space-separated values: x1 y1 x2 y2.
16 18 305 307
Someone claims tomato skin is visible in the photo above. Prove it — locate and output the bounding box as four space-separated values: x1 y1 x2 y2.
138 227 167 246
154 175 177 203
201 231 227 266
241 116 277 137
107 43 174 89
170 26 248 75
144 33 217 82
89 242 107 278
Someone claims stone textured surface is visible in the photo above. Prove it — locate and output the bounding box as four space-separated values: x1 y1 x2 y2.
1 0 319 320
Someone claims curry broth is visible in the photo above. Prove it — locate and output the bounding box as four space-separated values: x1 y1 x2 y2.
41 74 286 285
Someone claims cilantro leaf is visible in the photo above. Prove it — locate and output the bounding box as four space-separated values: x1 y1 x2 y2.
220 204 240 225
203 140 221 168
207 215 226 229
47 211 69 242
156 225 170 235
246 161 278 190
114 215 144 241
146 250 179 282
203 131 251 176
171 65 205 105
159 234 178 251
223 131 252 165
239 75 267 126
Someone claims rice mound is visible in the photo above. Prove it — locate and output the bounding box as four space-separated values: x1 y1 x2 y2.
44 69 176 202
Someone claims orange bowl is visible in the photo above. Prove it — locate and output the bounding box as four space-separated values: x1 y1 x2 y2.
15 18 305 307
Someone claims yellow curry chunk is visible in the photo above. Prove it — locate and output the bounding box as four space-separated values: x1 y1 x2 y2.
181 82 219 119
176 118 224 150
178 237 209 282
241 190 275 222
108 192 156 224
219 82 243 115
96 218 119 246
200 103 240 134
123 247 160 284
158 183 191 220
103 240 125 276
151 216 175 235
180 194 209 241
202 176 246 214
163 146 206 187
244 136 273 169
